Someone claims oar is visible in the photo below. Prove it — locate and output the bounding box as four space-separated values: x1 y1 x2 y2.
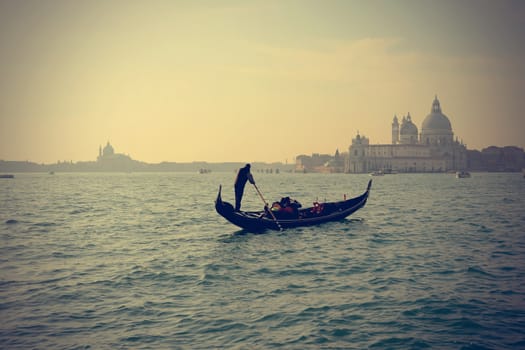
253 184 283 231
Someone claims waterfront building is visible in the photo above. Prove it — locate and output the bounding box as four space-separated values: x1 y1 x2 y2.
346 96 468 173
96 141 139 171
296 153 333 173
296 150 346 173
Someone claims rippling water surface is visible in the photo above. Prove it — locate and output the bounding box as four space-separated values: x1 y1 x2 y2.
1 172 524 349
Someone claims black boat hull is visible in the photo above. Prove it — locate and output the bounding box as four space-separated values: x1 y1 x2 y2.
215 180 372 232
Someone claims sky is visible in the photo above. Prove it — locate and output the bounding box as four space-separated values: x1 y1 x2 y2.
1 0 524 164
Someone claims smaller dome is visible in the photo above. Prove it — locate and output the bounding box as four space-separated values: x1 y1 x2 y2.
400 114 418 135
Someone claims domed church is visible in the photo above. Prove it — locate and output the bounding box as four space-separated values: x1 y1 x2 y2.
421 97 454 146
98 141 115 159
346 96 467 173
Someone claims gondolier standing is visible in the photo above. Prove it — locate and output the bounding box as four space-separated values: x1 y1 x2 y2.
234 163 255 211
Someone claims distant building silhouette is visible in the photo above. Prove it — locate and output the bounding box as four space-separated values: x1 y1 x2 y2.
467 146 525 172
96 141 138 171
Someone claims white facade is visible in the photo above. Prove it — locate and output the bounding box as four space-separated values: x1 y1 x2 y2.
346 97 467 173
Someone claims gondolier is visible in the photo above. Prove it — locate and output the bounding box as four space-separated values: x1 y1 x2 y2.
234 163 255 211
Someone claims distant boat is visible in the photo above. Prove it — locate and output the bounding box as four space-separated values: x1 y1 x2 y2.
0 174 14 179
456 171 471 178
370 168 397 176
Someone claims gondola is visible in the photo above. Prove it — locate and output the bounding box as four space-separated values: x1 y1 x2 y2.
215 180 372 232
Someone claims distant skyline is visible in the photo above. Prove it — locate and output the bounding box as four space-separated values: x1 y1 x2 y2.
1 0 524 164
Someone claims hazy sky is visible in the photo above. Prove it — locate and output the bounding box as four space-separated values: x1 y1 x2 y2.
1 0 524 164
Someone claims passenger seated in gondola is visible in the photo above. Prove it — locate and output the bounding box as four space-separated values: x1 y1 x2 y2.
267 196 302 219
311 201 324 215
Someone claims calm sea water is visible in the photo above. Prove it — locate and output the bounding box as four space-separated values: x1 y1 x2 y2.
1 172 524 349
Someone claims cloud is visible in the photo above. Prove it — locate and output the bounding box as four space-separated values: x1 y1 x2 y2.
232 36 522 93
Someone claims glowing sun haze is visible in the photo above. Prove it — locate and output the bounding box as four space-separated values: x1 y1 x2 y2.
1 0 524 164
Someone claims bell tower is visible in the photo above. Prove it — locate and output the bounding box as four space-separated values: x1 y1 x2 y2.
392 115 399 144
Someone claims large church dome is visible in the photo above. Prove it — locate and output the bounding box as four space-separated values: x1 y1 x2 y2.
421 96 453 145
422 96 452 131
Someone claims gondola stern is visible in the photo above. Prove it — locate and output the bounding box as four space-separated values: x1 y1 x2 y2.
215 185 236 218
215 184 228 214
215 185 223 205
